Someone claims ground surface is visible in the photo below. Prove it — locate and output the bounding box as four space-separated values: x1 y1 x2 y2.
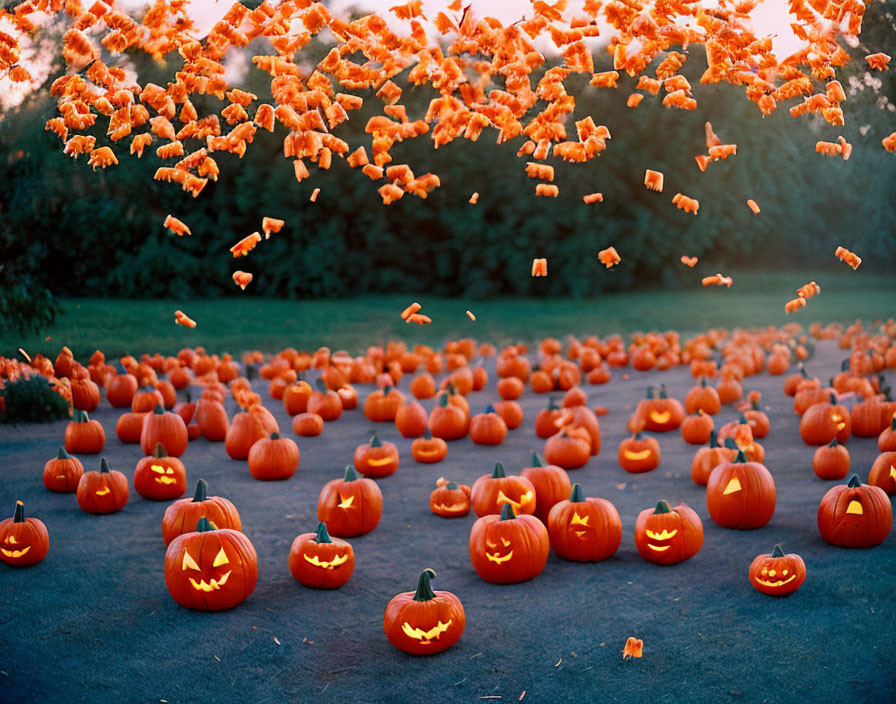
1 338 894 704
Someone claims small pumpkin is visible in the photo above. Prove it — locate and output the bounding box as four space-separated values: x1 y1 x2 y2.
800 394 850 445
618 432 660 473
410 373 437 399
289 522 355 589
748 544 806 597
812 438 850 480
547 484 621 562
634 386 685 432
706 449 776 529
681 410 714 445
317 465 383 538
497 376 525 400
43 447 84 493
867 451 896 495
395 400 428 438
140 405 188 457
383 569 465 655
292 412 324 437
116 411 147 443
225 410 268 460
428 393 469 441
282 379 313 415
521 451 571 524
544 426 591 469
195 398 229 441
77 458 129 514
0 501 49 566
134 443 187 500
411 429 448 464
469 405 508 446
634 500 703 565
106 366 138 407
684 378 721 415
364 385 404 422
131 386 164 413
744 397 770 438
535 399 563 438
429 479 472 517
817 475 892 548
471 462 536 517
690 431 737 486
493 400 524 429
248 432 300 481
162 479 241 546
469 504 549 583
65 409 106 455
307 380 343 421
353 433 399 478
164 517 258 611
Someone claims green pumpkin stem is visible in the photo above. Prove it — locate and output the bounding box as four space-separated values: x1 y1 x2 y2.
499 503 516 521
751 398 760 411
771 544 785 558
633 431 643 440
423 428 433 439
315 522 332 544
547 398 560 411
446 481 459 490
700 377 708 388
412 568 437 601
438 394 449 408
344 465 361 482
485 404 496 414
13 500 25 523
654 500 671 514
196 517 215 532
891 414 896 432
827 437 838 448
530 451 544 467
708 430 719 448
847 474 861 488
370 433 382 447
828 393 837 405
99 458 111 473
659 384 669 399
446 382 457 395
492 462 506 478
270 432 280 440
738 412 748 424
646 387 656 400
192 479 208 502
570 483 584 502
723 437 739 451
57 446 71 460
383 385 391 396
734 449 747 463
153 405 165 415
153 443 168 458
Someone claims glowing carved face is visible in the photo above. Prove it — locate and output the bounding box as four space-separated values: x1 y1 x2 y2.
401 620 453 645
624 449 653 461
644 528 678 551
365 456 394 467
723 476 742 495
649 410 671 424
151 464 178 485
303 553 349 570
337 493 354 509
95 486 111 496
831 412 846 431
754 565 797 588
181 546 231 591
1 535 30 559
846 500 863 515
485 538 513 563
496 490 534 512
570 511 590 537
889 465 895 481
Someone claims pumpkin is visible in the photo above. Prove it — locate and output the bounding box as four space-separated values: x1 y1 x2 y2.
469 405 508 445
493 400 524 429
497 376 525 400
817 475 892 548
634 500 704 565
395 400 428 438
134 443 187 500
867 451 896 495
706 449 776 529
173 393 196 425
248 432 300 480
64 409 106 454
530 368 554 393
384 569 465 655
718 416 765 462
410 373 436 399
784 366 814 396
618 432 661 473
156 380 177 409
364 385 404 422
562 386 588 408
115 411 147 443
800 394 850 445
70 377 100 411
794 384 834 416
106 367 138 407
878 414 896 452
140 405 188 457
428 393 469 441
169 365 191 390
635 386 685 432
43 447 84 493
292 412 324 437
563 405 602 455
317 465 383 537
282 379 313 415
717 375 743 404
225 410 268 460
131 386 164 413
850 396 889 437
411 429 448 464
164 517 257 611
163 479 241 545
812 438 850 480
434 383 470 416
195 398 229 441
307 380 343 421
748 545 806 596
681 410 714 445
544 426 591 469
521 451 572 524
685 378 721 415
289 522 355 589
535 399 564 438
471 462 536 517
469 504 549 583
429 479 472 517
690 431 734 485
337 384 358 410
353 433 399 477
744 397 770 438
0 501 49 566
547 484 621 562
76 458 129 514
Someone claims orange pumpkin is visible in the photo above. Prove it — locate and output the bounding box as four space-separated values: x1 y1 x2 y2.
134 443 187 500
681 410 714 445
800 394 850 445
383 569 465 654
77 458 129 514
618 432 660 473
867 451 896 495
634 500 703 565
469 504 549 583
248 432 300 480
140 405 188 458
395 400 428 438
0 501 49 566
812 438 850 480
65 410 106 455
706 450 776 529
429 479 472 517
547 484 621 562
469 405 508 446
289 522 354 589
471 462 536 517
317 466 383 537
817 475 892 547
411 429 448 464
353 433 399 478
162 479 241 546
43 447 84 493
292 412 324 437
521 451 571 524
225 410 268 460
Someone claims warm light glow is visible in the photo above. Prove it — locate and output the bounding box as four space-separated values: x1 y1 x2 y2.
303 553 349 569
182 551 201 571
846 500 863 515
189 571 231 592
496 489 534 511
5 536 18 545
485 550 514 564
401 620 453 644
337 494 354 509
0 547 30 558
646 529 678 540
649 411 671 424
723 476 742 495
95 487 111 496
624 449 652 461
212 547 229 567
365 456 394 467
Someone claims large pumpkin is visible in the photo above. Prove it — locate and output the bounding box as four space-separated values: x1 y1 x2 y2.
162 479 241 545
134 443 187 500
706 450 776 529
353 433 399 478
547 484 621 562
817 475 892 548
748 544 806 597
521 451 571 524
43 447 84 493
0 501 49 566
248 432 300 481
65 409 106 455
469 504 549 583
77 458 129 514
317 466 383 538
634 500 703 565
141 405 188 457
800 394 850 445
867 451 896 496
164 517 258 611
383 569 465 655
289 522 355 589
470 462 536 517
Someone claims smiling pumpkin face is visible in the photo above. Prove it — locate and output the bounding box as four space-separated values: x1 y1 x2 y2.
134 444 187 501
817 475 893 548
383 569 465 655
547 484 622 562
429 480 472 517
411 430 448 463
164 517 258 610
353 433 399 477
0 501 49 566
634 500 704 565
288 522 355 589
748 545 806 596
470 463 536 517
469 504 549 583
618 433 661 473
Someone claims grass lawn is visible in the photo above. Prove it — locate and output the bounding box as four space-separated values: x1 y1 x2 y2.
2 271 893 359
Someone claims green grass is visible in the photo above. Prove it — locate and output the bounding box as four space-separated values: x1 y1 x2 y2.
3 271 893 359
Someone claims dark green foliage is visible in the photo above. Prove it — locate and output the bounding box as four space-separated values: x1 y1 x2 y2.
0 375 71 424
0 279 59 336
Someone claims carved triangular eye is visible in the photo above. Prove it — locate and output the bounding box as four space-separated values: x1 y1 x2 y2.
151 464 166 474
213 547 229 567
182 551 200 571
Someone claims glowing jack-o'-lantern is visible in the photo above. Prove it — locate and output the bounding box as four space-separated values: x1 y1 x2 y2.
289 522 355 589
631 386 685 432
817 475 892 548
618 432 661 473
134 443 187 500
748 545 806 596
634 500 703 565
162 479 241 546
429 478 472 517
469 504 549 583
521 451 572 524
547 484 622 562
317 465 383 537
800 394 851 446
383 569 465 655
411 429 448 464
164 517 258 611
43 447 84 493
706 449 776 529
470 462 536 517
353 433 399 478
867 451 896 496
77 458 129 514
0 501 49 566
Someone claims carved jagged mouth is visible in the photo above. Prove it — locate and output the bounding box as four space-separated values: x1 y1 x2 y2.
650 411 671 424
1 546 31 558
485 550 513 564
401 619 453 644
496 490 533 511
303 553 349 570
755 574 796 588
889 465 895 480
366 457 394 467
155 476 178 485
95 487 111 496
646 529 678 540
189 570 231 591
433 503 464 513
573 530 588 538
337 495 354 509
624 449 652 461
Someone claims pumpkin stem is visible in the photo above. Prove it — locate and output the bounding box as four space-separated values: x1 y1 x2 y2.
738 412 748 424
192 479 208 502
646 387 656 400
840 359 850 372
196 517 216 532
184 390 191 403
99 458 111 473
771 544 785 558
492 462 506 478
891 414 896 432
499 503 516 521
633 431 643 440
799 365 808 379
383 385 391 396
438 394 449 408
57 446 71 460
700 377 708 388
485 404 496 414
412 568 437 601
72 409 86 422
267 431 279 440
847 474 861 488
654 500 671 514
423 428 433 440
370 433 382 448
344 465 361 482
827 437 838 448
446 382 457 395
734 449 747 463
570 483 584 502
530 451 544 467
445 481 459 490
723 437 739 451
828 393 837 405
547 398 560 411
153 404 165 415
751 398 760 411
153 442 167 458
659 384 669 399
315 522 332 544
13 500 25 523
708 430 719 448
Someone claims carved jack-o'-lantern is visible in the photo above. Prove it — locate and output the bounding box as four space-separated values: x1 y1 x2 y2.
134 443 187 500
469 504 549 583
0 501 49 566
618 432 661 473
706 449 776 529
429 478 472 517
162 479 241 546
353 433 399 478
547 484 622 562
383 569 465 655
817 475 892 548
800 394 851 446
43 447 84 493
289 522 355 589
748 545 806 596
470 462 536 517
164 517 258 610
634 500 703 565
867 451 896 496
317 465 383 537
411 429 448 464
632 386 685 432
77 458 129 514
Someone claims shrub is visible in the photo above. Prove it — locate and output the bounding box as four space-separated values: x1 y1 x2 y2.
0 375 71 424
